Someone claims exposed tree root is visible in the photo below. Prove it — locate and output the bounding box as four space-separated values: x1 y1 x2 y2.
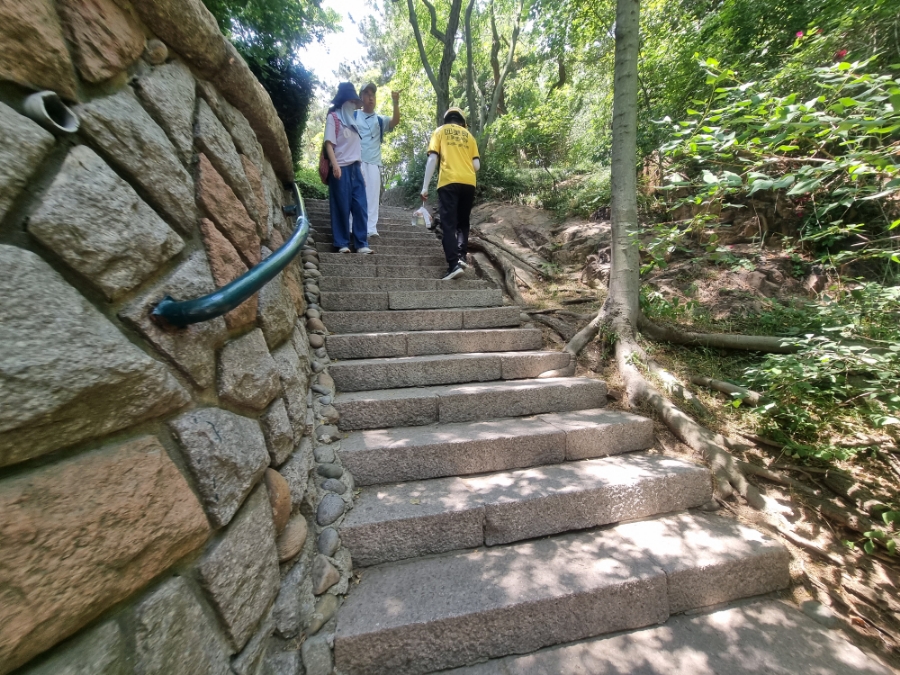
528 312 576 341
610 320 766 507
471 229 547 277
637 313 801 353
468 238 526 304
691 375 766 406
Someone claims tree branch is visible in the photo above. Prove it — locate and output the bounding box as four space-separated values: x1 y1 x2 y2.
421 0 446 41
406 0 439 90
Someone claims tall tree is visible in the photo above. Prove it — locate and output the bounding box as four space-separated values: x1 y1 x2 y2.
565 0 770 505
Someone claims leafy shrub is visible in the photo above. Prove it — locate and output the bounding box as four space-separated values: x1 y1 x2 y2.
539 168 611 218
295 165 328 201
655 57 900 271
743 283 900 459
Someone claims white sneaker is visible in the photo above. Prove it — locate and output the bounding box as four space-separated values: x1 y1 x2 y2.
369 232 379 238
338 247 350 253
458 258 469 269
357 247 374 254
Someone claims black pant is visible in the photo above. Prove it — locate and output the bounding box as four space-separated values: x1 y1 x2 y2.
438 183 476 269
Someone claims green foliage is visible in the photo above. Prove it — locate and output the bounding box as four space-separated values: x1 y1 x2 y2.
540 168 611 218
202 0 338 59
201 0 337 167
743 283 900 459
295 165 328 201
655 57 900 269
247 57 315 165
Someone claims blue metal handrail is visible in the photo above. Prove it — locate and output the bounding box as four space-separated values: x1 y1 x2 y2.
151 183 309 328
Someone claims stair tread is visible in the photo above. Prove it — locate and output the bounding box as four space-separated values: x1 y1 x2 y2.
340 452 712 565
333 377 607 432
339 409 654 485
333 511 790 675
323 306 522 334
441 600 892 675
334 376 604 404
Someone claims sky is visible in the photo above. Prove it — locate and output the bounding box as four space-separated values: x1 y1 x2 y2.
296 0 376 89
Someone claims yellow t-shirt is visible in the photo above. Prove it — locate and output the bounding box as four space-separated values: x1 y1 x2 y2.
427 124 479 189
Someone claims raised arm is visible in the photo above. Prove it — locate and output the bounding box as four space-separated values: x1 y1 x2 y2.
390 91 401 129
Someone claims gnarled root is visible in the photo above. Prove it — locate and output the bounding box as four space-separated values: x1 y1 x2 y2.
638 314 800 353
612 324 765 508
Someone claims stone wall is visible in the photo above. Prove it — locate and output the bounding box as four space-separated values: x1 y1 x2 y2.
0 2 351 674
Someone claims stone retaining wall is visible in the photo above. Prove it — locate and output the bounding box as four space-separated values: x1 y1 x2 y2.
0 2 350 674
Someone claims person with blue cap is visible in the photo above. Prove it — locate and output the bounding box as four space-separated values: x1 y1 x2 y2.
354 83 401 238
323 82 372 254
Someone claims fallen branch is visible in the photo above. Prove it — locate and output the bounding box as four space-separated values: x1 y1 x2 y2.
638 314 801 353
690 375 767 406
561 296 597 305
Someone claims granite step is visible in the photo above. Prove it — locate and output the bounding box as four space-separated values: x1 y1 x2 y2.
441 599 892 675
323 306 522 334
314 242 438 256
318 251 446 267
333 511 791 675
307 219 425 233
312 229 436 243
329 351 572 392
318 277 493 293
318 263 450 280
341 452 711 567
320 289 504 312
338 409 654 485
333 377 607 431
326 327 541 359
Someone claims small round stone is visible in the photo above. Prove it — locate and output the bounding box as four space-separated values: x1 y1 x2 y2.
318 395 333 406
311 383 332 396
314 445 336 463
144 39 168 65
314 347 327 358
304 261 318 270
315 425 340 442
319 405 339 425
307 308 322 320
321 478 346 494
306 269 322 278
308 303 321 311
316 494 345 526
306 284 320 295
318 527 341 556
308 334 325 349
311 360 325 373
317 463 343 479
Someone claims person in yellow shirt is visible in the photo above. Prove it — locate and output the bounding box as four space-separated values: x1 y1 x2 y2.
421 107 481 280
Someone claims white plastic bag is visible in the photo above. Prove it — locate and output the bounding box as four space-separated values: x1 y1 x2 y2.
412 206 433 230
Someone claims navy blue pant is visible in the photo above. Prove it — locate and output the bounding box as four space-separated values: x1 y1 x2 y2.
329 161 368 250
438 183 475 268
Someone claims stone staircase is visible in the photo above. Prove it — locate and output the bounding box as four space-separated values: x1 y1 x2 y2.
304 199 794 674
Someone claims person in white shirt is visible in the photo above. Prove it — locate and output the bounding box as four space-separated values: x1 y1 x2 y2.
323 82 372 254
354 83 400 237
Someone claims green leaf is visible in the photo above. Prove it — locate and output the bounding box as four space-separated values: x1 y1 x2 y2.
888 540 897 556
773 175 796 189
748 179 774 194
882 511 900 525
864 539 875 554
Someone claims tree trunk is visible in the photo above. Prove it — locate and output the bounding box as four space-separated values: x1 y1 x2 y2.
464 0 479 135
